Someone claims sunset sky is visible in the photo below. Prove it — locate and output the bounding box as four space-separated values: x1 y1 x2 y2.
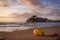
0 0 60 22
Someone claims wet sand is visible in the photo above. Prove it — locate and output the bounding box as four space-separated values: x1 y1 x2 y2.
0 26 60 40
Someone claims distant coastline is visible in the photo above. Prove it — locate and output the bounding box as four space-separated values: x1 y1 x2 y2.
26 15 60 23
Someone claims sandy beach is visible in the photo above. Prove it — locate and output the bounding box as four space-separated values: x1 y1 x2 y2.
0 26 60 40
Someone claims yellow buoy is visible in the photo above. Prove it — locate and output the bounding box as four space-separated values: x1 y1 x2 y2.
33 28 44 36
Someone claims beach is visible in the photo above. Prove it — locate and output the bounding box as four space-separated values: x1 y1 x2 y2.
0 0 60 40
0 26 60 40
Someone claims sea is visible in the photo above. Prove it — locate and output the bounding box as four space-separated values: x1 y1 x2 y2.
0 22 60 32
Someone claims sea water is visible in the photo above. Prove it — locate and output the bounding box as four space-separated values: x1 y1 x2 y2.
0 22 60 32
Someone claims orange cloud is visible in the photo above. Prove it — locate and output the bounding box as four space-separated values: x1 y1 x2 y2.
0 0 5 6
17 0 23 3
17 0 43 8
0 0 5 9
24 0 42 6
0 0 7 9
17 0 54 16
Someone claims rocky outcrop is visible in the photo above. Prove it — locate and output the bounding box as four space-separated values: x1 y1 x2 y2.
26 15 60 22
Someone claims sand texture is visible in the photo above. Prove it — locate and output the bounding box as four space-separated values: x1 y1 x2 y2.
0 26 60 40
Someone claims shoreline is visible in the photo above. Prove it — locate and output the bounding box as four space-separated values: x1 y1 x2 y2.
0 26 60 40
0 26 60 32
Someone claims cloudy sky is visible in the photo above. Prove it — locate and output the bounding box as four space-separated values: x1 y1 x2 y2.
0 0 60 22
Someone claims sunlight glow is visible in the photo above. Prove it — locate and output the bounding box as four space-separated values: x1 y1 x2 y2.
0 5 29 16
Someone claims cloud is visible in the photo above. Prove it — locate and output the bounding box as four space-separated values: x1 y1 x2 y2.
0 12 28 22
17 0 41 5
0 0 6 7
18 0 53 13
24 0 41 6
8 11 60 20
0 16 26 22
8 12 31 18
24 0 60 20
0 0 60 21
17 0 44 9
0 0 19 8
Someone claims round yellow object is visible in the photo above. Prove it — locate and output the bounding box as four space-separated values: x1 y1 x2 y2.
33 28 44 36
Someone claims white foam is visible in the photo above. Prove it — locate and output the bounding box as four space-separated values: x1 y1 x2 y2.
0 27 34 32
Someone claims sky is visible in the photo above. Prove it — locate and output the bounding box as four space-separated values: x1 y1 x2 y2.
0 0 60 22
